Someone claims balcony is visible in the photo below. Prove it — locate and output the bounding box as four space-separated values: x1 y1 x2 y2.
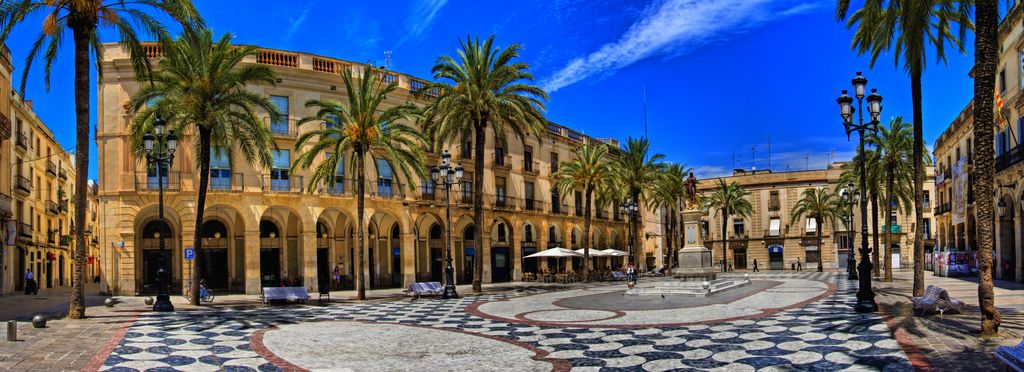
491 154 512 170
45 200 58 215
523 197 543 212
523 160 539 176
768 201 781 212
459 190 474 205
45 160 56 176
14 175 31 194
575 205 584 217
58 199 68 214
551 163 559 174
261 174 304 193
418 186 437 201
0 112 10 140
59 234 71 247
369 180 405 200
996 144 1024 173
492 195 518 211
18 222 31 238
553 204 569 215
209 173 245 192
323 178 349 196
57 167 67 180
15 132 26 151
936 203 951 215
135 171 181 191
46 230 55 245
266 117 298 139
0 193 10 218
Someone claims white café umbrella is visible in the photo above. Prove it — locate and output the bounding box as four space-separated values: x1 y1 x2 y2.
600 249 628 257
574 248 609 257
524 247 581 273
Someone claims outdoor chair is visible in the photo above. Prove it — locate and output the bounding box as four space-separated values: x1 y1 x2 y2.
995 340 1024 372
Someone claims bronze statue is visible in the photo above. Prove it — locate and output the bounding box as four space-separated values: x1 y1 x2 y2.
685 171 698 209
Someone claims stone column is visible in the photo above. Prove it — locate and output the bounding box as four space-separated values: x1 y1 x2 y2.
244 228 260 294
511 234 521 281
481 228 492 283
402 231 416 287
1016 215 1023 282
996 217 1005 279
181 231 195 289
302 231 317 291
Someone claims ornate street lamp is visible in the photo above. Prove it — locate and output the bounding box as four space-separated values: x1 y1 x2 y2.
142 117 178 312
431 150 463 299
838 71 881 313
619 199 639 265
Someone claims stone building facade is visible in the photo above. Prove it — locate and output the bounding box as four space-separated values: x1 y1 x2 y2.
0 52 77 295
96 43 636 295
696 164 935 271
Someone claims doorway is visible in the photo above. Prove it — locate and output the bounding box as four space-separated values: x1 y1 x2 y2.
260 248 280 287
733 248 747 270
430 247 443 282
317 248 329 290
199 249 229 289
492 246 511 282
768 245 784 270
142 249 172 292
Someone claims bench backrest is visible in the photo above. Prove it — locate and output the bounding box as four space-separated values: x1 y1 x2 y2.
263 287 309 300
425 282 444 292
923 285 943 300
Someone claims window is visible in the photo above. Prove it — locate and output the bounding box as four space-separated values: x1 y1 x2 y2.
494 146 505 165
575 190 583 216
497 223 506 242
733 218 745 237
550 152 559 173
495 176 506 207
460 179 472 202
890 213 898 227
524 146 533 172
525 182 535 210
325 113 340 129
329 154 345 194
967 137 974 162
375 158 394 197
146 161 169 189
768 218 781 237
421 176 434 197
769 191 780 211
270 95 289 134
923 191 931 210
806 218 817 234
461 131 472 159
210 147 231 190
552 190 561 213
838 235 851 250
525 225 533 242
1000 68 1006 94
923 218 932 240
270 150 290 191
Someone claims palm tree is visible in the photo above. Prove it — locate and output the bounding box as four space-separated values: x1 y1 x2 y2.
292 66 426 300
973 0 1001 336
0 0 201 319
552 142 613 281
128 28 278 305
868 117 915 282
840 147 884 276
418 35 548 292
650 163 690 273
705 180 753 272
836 0 972 295
790 187 843 272
613 137 666 268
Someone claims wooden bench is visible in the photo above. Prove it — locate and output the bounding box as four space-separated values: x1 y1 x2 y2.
912 285 965 315
261 287 310 304
404 282 444 299
996 341 1024 372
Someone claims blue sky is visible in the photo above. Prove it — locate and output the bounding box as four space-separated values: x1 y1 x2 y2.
2 0 978 179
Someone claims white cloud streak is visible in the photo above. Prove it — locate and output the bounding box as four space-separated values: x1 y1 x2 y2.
542 0 819 92
407 0 448 38
285 2 314 41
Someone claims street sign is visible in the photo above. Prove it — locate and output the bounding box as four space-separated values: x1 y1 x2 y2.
184 247 195 260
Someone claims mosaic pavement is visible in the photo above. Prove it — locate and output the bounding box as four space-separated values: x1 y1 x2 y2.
99 272 913 371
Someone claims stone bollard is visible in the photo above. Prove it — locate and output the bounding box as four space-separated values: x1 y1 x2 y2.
104 298 115 307
6 320 15 341
144 297 154 306
744 273 750 282
31 315 46 328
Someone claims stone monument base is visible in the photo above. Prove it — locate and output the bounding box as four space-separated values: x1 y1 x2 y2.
674 246 717 281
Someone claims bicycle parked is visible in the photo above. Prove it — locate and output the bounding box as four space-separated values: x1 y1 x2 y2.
182 279 215 303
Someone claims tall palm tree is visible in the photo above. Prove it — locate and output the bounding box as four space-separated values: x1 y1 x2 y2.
552 142 613 281
650 163 690 273
973 0 1001 336
0 0 201 319
418 35 547 292
790 187 843 272
614 137 666 268
869 117 915 282
836 0 972 296
840 147 884 276
128 28 278 305
292 67 426 300
705 180 753 272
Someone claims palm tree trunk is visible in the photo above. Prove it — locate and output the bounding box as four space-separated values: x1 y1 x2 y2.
884 176 894 282
667 208 676 274
817 221 823 272
472 122 485 292
356 150 366 300
583 186 592 281
911 72 926 297
872 194 881 277
974 0 1002 336
189 128 212 305
721 207 728 273
67 23 93 320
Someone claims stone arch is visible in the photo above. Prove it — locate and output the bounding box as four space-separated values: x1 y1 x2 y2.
547 224 563 248
367 210 404 289
414 212 445 282
999 192 1017 281
520 219 539 275
132 204 184 295
456 219 477 284
258 206 303 287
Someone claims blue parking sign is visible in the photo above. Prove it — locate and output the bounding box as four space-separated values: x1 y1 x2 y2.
184 247 195 260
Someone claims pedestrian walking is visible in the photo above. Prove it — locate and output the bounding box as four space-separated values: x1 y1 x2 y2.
797 258 802 271
625 263 636 285
332 264 342 290
24 269 36 295
753 259 759 272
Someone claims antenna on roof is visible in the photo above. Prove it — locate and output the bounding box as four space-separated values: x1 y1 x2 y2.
384 50 393 70
751 145 756 171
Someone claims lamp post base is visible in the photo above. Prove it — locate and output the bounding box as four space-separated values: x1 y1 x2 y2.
152 293 174 312
442 285 459 299
854 300 878 313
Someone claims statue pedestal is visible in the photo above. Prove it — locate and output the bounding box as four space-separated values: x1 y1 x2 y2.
674 208 716 282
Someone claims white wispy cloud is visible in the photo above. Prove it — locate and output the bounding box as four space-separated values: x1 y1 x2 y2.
285 2 314 41
407 0 448 38
542 0 820 92
693 165 732 179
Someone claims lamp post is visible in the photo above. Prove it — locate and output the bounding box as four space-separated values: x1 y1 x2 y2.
142 117 178 312
620 199 639 265
431 150 463 299
841 182 859 280
838 71 881 313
